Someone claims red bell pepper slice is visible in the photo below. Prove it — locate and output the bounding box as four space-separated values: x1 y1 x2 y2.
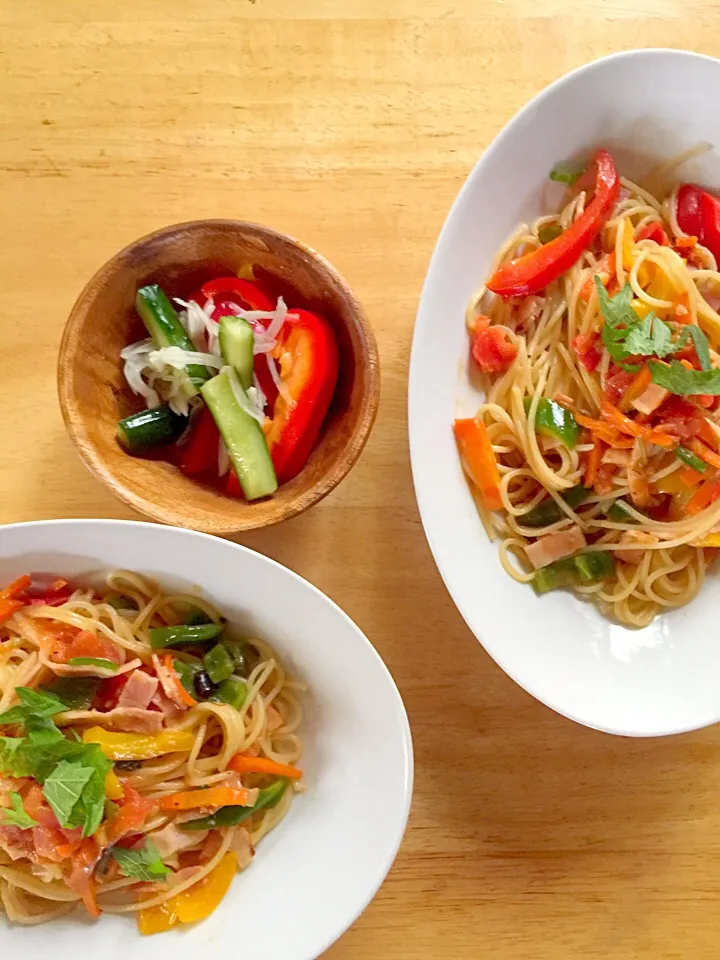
200 278 274 312
676 184 704 239
635 222 669 246
698 190 720 263
178 407 220 477
487 149 620 298
17 575 73 607
264 309 339 483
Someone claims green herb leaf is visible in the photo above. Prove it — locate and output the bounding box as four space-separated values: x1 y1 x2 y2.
0 791 38 829
0 737 30 777
649 360 720 396
41 677 100 711
623 314 675 359
111 841 170 882
677 324 712 371
67 657 119 672
549 161 585 185
596 280 642 371
0 687 67 727
43 760 95 828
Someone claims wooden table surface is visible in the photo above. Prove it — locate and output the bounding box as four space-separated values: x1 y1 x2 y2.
3 2 720 957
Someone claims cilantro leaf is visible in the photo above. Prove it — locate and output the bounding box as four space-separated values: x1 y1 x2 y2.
111 841 171 883
649 360 720 395
678 324 712 371
0 791 38 829
42 760 95 829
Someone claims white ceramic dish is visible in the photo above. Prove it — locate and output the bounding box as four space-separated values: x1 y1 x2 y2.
0 520 413 959
410 49 720 738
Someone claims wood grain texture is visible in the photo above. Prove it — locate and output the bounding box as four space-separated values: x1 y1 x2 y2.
3 1 720 956
58 219 379 533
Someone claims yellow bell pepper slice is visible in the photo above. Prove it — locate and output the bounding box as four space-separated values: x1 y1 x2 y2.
104 769 124 800
694 532 720 548
137 898 178 935
137 852 237 935
621 221 634 271
83 727 196 761
631 298 654 320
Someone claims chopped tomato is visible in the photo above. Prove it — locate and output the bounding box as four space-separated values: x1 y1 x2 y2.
470 317 518 373
572 333 602 372
68 837 102 918
58 630 123 665
105 784 155 844
603 370 634 406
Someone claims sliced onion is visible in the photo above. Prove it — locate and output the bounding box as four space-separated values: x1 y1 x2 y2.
251 373 267 412
123 361 160 408
175 298 221 353
147 346 223 372
225 366 265 426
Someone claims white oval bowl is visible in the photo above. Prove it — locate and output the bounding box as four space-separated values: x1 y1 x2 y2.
0 520 413 958
410 49 720 738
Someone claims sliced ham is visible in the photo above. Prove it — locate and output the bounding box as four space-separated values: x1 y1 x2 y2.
265 705 283 734
525 525 587 570
117 670 159 711
152 653 186 710
55 707 163 734
41 655 142 680
150 822 207 859
150 688 184 724
231 827 255 870
602 448 631 467
614 530 659 564
632 383 669 416
628 439 651 508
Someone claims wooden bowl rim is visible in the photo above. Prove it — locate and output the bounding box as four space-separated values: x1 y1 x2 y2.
58 219 380 534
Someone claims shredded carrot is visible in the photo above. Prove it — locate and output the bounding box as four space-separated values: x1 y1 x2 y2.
158 785 252 812
600 400 675 447
687 476 720 514
0 575 32 626
585 437 603 487
229 753 303 780
679 466 704 487
698 419 720 450
162 653 198 708
619 364 652 413
689 438 720 471
675 236 698 250
453 419 502 511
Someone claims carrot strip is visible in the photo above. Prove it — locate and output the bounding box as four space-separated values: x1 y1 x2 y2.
679 466 704 487
698 419 720 450
158 786 252 812
585 437 603 487
619 364 652 413
229 753 303 780
689 438 720 471
687 477 720 514
162 653 198 708
453 419 502 511
601 400 675 447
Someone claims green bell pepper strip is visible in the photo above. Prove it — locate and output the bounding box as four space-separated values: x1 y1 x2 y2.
522 485 590 528
40 677 100 710
532 550 614 595
538 224 563 245
180 778 289 831
203 644 235 684
173 659 201 698
210 678 247 710
605 500 640 524
67 657 120 672
523 398 580 449
148 623 223 650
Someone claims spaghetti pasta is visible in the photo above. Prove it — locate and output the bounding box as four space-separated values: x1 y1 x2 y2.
0 571 304 931
458 149 720 627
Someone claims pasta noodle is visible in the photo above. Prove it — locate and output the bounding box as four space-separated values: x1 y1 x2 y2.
0 571 304 930
460 151 720 627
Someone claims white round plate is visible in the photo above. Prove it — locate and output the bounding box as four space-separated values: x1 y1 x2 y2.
410 49 720 737
0 520 413 958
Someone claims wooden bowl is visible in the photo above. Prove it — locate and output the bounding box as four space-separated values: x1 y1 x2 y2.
58 220 380 534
